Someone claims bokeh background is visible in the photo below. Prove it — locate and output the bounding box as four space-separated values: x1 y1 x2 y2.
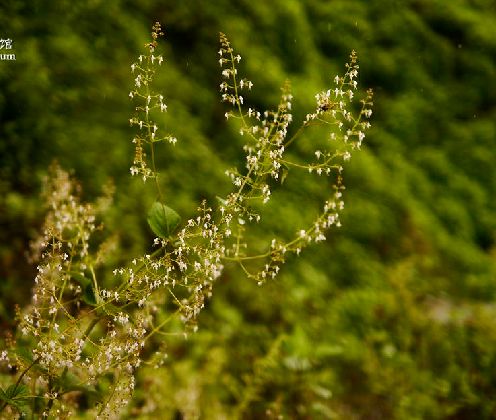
1 0 496 418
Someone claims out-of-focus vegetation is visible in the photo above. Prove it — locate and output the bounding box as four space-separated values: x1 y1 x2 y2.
1 0 495 418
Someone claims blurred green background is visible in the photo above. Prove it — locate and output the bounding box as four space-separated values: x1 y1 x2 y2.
1 0 496 418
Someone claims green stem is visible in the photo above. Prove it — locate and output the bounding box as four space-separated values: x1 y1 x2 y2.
144 56 164 203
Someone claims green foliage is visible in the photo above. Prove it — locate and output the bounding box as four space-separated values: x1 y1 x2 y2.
0 384 29 415
147 202 181 239
70 271 99 306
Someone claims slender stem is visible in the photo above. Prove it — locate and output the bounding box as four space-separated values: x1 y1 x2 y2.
145 56 164 203
145 310 179 341
228 49 246 127
150 141 163 202
223 252 270 262
116 246 164 294
89 265 100 304
45 376 54 415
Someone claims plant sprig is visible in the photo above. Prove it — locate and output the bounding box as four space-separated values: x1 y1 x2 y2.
0 23 373 418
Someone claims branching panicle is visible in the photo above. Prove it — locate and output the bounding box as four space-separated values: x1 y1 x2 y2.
129 21 175 188
0 25 372 418
218 37 372 284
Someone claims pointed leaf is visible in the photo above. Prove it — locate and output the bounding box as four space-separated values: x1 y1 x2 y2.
70 272 97 306
0 387 7 403
70 271 91 287
16 347 33 364
1 384 29 411
5 384 25 399
83 283 98 306
147 202 181 238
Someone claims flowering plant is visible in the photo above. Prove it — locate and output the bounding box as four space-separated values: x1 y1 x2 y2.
0 22 372 418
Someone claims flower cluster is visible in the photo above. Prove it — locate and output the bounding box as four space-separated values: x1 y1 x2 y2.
110 200 227 334
129 22 177 183
0 25 372 418
305 50 373 170
218 39 373 284
2 164 146 418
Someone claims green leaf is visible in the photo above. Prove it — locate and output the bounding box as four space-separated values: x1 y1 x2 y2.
0 384 29 412
70 271 91 287
0 387 7 403
16 347 33 364
83 283 97 306
147 202 181 238
4 384 28 400
69 271 97 306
